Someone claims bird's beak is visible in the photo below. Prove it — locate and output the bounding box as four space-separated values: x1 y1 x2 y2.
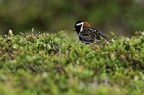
73 28 76 31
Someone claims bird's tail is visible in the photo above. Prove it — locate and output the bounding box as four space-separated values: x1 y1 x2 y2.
101 33 110 42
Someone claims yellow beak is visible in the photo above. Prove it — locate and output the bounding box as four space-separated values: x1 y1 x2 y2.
73 28 76 31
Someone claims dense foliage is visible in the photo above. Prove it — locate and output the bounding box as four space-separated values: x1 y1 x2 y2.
0 30 144 95
0 0 144 36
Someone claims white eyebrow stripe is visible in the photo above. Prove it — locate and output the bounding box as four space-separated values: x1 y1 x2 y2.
76 22 84 32
76 22 84 26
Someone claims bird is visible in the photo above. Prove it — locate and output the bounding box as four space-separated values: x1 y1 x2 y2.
73 21 110 44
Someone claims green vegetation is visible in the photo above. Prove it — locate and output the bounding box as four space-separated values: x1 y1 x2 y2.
0 31 144 95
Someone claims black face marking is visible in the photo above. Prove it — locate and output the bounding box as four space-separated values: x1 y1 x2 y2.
74 21 84 34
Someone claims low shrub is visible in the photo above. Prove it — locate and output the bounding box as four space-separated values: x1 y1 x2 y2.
0 31 144 95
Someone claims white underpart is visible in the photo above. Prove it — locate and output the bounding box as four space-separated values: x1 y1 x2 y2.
76 22 84 32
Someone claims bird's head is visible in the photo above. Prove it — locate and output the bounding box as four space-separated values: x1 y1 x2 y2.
73 21 91 34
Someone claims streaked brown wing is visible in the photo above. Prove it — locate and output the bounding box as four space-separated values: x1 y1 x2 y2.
79 28 95 43
89 28 110 41
79 27 110 44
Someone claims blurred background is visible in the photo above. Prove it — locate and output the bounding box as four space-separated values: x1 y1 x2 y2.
0 0 144 37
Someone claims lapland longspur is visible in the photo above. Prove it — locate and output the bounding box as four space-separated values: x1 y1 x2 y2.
74 21 110 44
